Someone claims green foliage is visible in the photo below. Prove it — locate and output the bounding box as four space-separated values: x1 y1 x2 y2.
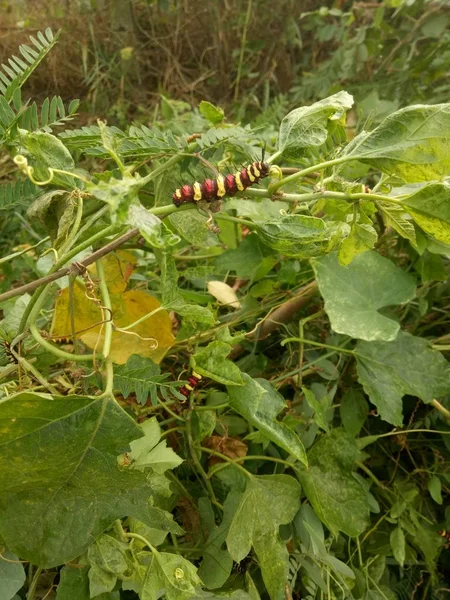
0 29 449 600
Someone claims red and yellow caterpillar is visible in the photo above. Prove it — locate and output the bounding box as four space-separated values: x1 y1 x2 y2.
172 160 270 206
179 371 203 398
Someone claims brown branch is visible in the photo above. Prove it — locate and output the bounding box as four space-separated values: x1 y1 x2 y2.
0 228 140 303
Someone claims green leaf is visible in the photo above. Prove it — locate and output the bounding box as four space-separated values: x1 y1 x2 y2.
199 101 224 125
278 91 354 157
198 492 240 589
114 354 161 405
215 234 276 280
88 564 116 597
311 251 416 341
227 374 307 465
303 386 330 433
340 389 368 437
56 566 90 600
298 429 370 537
169 210 219 247
0 550 25 600
129 201 180 249
226 474 300 598
401 181 450 244
377 201 417 245
344 104 450 182
253 532 290 600
338 222 377 265
226 475 300 561
141 552 201 600
390 527 405 567
255 214 341 258
193 341 244 386
0 392 176 567
127 418 183 473
17 130 76 189
356 332 450 426
427 476 443 505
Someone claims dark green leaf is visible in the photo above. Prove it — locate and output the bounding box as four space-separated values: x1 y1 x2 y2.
356 332 450 426
0 392 169 567
427 476 442 505
340 389 368 437
226 474 301 562
298 429 370 537
390 527 405 567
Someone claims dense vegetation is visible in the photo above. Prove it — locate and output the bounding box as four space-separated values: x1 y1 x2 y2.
1 3 450 600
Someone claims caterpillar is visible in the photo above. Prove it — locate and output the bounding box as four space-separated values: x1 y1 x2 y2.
172 160 270 206
438 529 450 543
179 371 203 398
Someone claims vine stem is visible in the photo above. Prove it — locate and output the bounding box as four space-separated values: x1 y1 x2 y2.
27 566 43 600
198 446 294 476
125 532 158 554
431 399 450 422
268 156 351 193
281 336 356 355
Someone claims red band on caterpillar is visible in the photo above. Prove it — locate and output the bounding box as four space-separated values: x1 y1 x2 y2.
173 160 270 206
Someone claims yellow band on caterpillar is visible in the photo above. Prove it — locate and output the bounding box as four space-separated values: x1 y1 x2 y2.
175 189 182 199
185 384 194 391
235 173 244 191
216 175 226 198
193 182 202 201
247 167 256 182
192 371 202 380
252 164 261 177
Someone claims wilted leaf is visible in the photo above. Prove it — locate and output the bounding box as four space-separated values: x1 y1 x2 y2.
51 253 175 364
27 189 76 249
207 281 241 309
298 429 370 537
278 92 354 157
228 374 307 465
312 251 416 341
356 332 450 426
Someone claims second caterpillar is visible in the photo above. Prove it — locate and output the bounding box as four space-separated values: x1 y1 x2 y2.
172 159 270 206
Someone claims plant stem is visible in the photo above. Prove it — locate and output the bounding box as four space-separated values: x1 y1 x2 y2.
29 323 95 362
125 532 158 554
268 156 352 193
27 567 43 600
431 399 450 422
96 259 112 358
281 336 356 355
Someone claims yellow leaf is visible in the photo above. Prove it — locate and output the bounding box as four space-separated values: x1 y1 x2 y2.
51 253 174 364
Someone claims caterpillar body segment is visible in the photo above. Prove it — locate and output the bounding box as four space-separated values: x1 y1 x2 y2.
172 160 270 206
